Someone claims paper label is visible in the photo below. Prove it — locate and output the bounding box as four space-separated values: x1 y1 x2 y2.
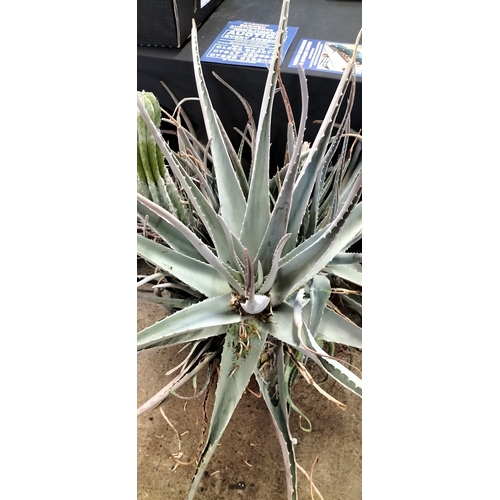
200 21 298 68
288 39 362 75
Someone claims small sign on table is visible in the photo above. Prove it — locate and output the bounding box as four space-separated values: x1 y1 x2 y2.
200 21 299 68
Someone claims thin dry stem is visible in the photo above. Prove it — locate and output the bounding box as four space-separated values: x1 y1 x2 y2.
159 407 181 453
297 461 325 500
288 348 347 411
246 385 262 399
330 288 362 296
158 407 197 467
310 456 319 500
326 302 359 327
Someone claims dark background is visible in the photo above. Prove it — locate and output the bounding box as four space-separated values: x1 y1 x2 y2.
137 0 362 170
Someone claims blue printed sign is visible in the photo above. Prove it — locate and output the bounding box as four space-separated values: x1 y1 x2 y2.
288 39 362 76
200 21 298 68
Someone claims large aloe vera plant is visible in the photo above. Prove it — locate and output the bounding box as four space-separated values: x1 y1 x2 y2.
137 1 362 498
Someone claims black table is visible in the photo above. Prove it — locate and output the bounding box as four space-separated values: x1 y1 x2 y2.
138 0 362 170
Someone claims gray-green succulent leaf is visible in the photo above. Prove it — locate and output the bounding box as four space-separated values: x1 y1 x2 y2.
187 322 268 500
137 294 240 351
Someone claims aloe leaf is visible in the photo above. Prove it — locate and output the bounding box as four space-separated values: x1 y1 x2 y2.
291 294 362 397
257 233 291 295
149 282 204 299
137 291 195 310
255 260 264 290
137 294 240 350
292 289 307 340
212 71 257 170
212 71 256 143
219 216 246 274
137 235 231 297
273 300 297 329
304 324 362 397
286 122 296 164
211 73 251 197
137 96 242 274
256 64 308 274
306 134 344 238
187 322 268 500
341 230 362 253
316 307 362 349
173 158 242 272
190 22 247 235
174 124 214 172
316 157 341 225
279 197 361 271
308 275 331 337
340 159 362 210
341 152 362 197
240 249 270 314
269 145 310 195
255 341 297 500
215 114 249 197
176 145 219 211
258 306 351 397
283 58 357 255
261 304 311 359
342 294 362 315
270 178 362 305
325 263 362 286
268 300 361 353
328 252 362 265
240 0 291 256
283 357 313 432
235 122 253 162
139 325 226 352
137 199 204 261
269 161 288 194
330 83 357 221
137 194 245 295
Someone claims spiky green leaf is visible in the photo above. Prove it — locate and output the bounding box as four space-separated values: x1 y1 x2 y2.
240 0 291 256
137 295 240 351
308 274 331 337
328 252 362 265
270 181 361 305
137 235 231 297
325 263 362 286
283 60 357 255
255 341 297 500
137 193 245 295
304 324 362 397
187 322 268 499
191 21 247 235
256 64 308 274
316 307 362 348
137 199 203 261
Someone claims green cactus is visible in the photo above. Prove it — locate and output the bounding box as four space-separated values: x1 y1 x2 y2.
137 91 187 224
